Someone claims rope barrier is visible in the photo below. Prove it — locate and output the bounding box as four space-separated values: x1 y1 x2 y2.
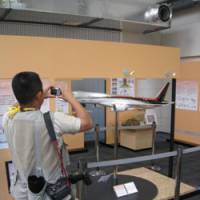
87 145 200 169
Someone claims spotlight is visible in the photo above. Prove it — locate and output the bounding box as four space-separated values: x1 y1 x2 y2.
172 72 176 77
129 70 135 76
165 71 176 79
123 69 135 77
144 4 172 23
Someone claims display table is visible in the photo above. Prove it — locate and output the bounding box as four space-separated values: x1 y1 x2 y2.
120 125 153 150
120 168 195 200
84 168 195 200
85 174 158 200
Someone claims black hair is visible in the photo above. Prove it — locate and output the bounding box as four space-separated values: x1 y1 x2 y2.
12 71 43 104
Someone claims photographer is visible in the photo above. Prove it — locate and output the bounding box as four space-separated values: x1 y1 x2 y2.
2 71 93 200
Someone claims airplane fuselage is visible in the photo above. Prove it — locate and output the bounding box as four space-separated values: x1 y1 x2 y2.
72 82 170 111
75 96 168 111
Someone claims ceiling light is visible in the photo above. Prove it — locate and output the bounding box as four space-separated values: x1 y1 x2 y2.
165 71 176 79
144 4 172 23
129 70 135 76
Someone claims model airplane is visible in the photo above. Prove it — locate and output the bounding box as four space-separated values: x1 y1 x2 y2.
72 82 171 111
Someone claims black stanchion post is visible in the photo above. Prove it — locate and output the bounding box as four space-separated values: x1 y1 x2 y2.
113 105 120 183
90 124 105 176
95 124 100 163
168 78 176 177
151 121 160 171
76 160 85 200
174 147 183 200
152 121 157 155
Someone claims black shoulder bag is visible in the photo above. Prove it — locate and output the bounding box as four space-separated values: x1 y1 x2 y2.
43 112 71 200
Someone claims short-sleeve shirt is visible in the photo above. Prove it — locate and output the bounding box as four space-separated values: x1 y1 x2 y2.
2 110 81 183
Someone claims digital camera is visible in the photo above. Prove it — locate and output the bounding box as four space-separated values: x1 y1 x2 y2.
50 87 62 96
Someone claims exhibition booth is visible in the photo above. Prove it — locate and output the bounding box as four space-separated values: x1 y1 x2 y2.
1 35 199 200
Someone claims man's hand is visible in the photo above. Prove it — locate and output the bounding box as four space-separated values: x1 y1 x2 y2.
43 86 55 99
58 89 74 102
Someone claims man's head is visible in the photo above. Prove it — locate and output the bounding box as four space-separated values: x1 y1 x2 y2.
12 71 44 107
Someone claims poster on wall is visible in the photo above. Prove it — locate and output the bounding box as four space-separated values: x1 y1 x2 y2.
55 80 69 113
0 80 16 149
111 78 135 96
176 80 198 111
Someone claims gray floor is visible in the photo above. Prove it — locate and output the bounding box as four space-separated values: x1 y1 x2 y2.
69 132 200 200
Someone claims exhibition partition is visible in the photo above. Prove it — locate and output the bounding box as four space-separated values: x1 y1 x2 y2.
175 60 200 145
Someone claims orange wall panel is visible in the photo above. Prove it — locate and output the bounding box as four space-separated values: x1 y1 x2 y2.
0 35 180 79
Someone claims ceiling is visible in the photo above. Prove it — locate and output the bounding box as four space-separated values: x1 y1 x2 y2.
20 0 161 20
0 0 173 33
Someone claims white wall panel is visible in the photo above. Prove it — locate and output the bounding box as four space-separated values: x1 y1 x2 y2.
137 79 172 133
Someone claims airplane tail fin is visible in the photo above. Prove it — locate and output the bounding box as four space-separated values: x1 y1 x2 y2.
155 82 170 102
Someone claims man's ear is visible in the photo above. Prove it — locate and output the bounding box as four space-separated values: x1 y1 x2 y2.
35 91 43 101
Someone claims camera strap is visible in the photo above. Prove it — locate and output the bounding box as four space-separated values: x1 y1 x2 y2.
43 112 71 187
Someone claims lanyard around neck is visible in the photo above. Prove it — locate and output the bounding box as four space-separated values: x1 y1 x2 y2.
20 107 37 112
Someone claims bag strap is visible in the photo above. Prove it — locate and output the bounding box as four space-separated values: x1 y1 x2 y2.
33 121 43 177
43 112 71 186
43 112 57 141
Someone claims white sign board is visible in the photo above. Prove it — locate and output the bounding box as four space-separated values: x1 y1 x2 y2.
145 109 158 125
176 80 198 111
